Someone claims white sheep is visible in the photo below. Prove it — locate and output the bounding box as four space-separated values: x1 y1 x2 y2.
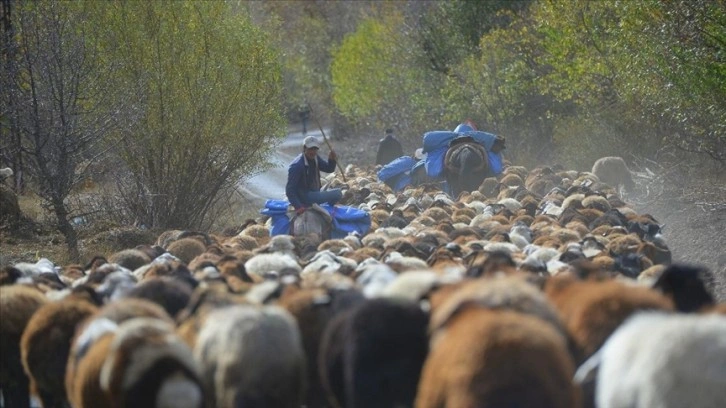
193 304 305 408
584 311 726 408
0 167 13 181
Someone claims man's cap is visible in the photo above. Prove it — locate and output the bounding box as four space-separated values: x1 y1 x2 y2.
303 135 321 149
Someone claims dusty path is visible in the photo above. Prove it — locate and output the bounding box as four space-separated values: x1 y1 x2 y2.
237 128 324 206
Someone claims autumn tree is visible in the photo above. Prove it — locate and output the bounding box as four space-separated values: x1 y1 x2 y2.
95 1 285 229
0 1 123 259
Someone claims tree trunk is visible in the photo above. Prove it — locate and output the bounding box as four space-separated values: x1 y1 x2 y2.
52 197 80 262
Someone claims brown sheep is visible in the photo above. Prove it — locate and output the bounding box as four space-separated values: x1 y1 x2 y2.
65 298 173 407
0 285 48 408
416 308 579 408
591 156 635 192
66 317 204 408
225 234 259 251
108 248 152 272
175 287 247 349
20 289 101 407
166 237 207 265
545 274 674 362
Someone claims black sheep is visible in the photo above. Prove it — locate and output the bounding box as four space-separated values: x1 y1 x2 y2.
319 298 429 408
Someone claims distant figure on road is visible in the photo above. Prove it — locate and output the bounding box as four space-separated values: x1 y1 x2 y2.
299 103 311 136
286 135 342 215
376 128 404 166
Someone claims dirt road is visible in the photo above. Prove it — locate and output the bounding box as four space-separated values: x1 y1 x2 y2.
237 128 325 206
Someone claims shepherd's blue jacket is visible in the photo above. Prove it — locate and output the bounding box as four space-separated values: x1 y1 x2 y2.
286 153 337 209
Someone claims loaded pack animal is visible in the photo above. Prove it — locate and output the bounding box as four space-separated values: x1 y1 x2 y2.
444 135 506 198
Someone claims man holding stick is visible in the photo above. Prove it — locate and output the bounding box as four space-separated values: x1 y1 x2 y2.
285 135 343 214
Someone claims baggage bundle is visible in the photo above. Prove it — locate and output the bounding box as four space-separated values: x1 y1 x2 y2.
260 199 371 238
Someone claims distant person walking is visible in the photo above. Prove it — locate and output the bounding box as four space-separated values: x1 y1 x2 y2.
299 103 311 135
375 128 404 166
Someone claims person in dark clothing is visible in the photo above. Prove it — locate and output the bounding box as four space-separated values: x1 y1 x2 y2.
375 128 404 166
299 103 311 135
286 135 342 214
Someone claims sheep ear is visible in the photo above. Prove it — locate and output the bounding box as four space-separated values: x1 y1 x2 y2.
573 349 602 385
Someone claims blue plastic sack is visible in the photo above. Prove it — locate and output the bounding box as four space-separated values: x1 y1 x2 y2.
423 131 457 153
321 203 371 239
425 146 447 178
377 156 416 182
260 199 292 235
378 156 416 192
487 151 504 175
263 199 291 212
260 200 370 238
393 174 412 191
461 130 498 151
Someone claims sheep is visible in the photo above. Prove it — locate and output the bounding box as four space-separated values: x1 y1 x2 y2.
244 252 301 279
66 317 204 408
416 308 579 408
591 156 635 192
20 289 101 408
108 248 153 272
545 274 674 362
64 299 173 407
354 261 398 297
652 263 716 312
166 237 207 265
428 276 570 345
137 258 196 288
123 276 194 319
175 287 248 348
0 285 48 408
278 287 366 408
302 250 358 276
193 304 305 408
318 298 429 408
0 166 12 181
590 312 726 408
378 270 456 304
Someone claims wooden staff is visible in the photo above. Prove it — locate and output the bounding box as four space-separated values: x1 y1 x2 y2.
310 107 347 182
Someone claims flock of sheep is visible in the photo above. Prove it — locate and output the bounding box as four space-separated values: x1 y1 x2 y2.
1 157 725 408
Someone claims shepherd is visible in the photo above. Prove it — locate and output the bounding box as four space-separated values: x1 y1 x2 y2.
285 135 343 216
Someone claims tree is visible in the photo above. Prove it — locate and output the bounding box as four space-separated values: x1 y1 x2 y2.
331 12 449 143
529 0 725 165
1 1 122 259
416 0 532 75
97 1 285 229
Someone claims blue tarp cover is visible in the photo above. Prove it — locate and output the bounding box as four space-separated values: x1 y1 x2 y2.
487 150 504 174
422 130 498 153
260 199 371 238
378 156 416 192
378 156 416 182
422 129 500 178
425 146 448 178
423 131 457 153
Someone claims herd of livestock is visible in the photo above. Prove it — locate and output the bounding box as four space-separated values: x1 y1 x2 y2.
1 160 725 408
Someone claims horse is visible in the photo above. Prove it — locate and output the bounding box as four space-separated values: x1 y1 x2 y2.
444 137 491 198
